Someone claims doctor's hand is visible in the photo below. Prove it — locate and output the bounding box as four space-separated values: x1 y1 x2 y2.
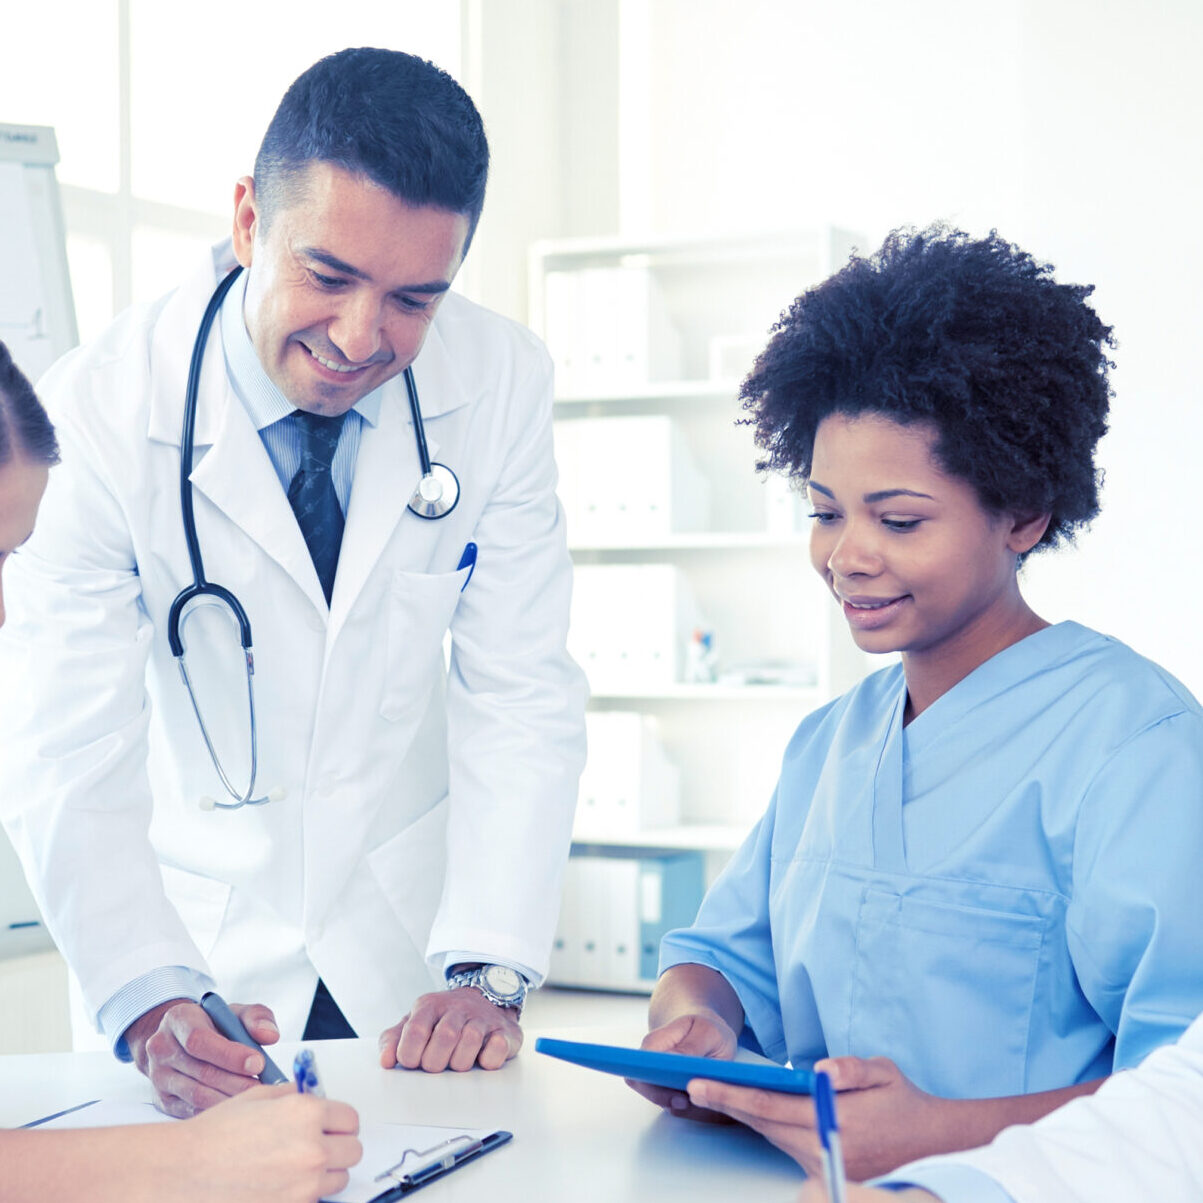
378 989 522 1073
627 1011 740 1122
686 1054 945 1181
125 997 281 1118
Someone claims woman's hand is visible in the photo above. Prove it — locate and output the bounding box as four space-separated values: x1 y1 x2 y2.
626 1011 741 1122
686 1055 948 1179
175 1083 362 1203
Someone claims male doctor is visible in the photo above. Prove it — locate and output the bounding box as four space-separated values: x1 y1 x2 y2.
0 47 586 1116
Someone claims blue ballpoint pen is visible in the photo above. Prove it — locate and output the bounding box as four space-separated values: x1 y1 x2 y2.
293 1048 325 1097
815 1070 847 1203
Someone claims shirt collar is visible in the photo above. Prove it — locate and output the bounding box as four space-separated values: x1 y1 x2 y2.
219 269 382 431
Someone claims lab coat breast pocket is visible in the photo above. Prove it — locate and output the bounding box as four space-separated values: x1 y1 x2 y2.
380 566 470 722
848 888 1047 1099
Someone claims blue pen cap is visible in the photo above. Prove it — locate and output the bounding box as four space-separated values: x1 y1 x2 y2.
814 1070 837 1149
293 1048 322 1095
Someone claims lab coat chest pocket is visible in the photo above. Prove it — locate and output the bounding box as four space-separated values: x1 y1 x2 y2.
848 889 1047 1099
380 566 470 722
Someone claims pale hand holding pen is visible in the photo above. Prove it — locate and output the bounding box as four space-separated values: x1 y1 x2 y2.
178 1084 361 1203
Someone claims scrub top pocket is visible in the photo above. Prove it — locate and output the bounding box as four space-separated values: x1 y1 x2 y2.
380 565 471 721
849 888 1047 1099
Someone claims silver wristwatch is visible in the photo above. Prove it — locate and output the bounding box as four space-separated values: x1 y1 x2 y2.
447 963 528 1016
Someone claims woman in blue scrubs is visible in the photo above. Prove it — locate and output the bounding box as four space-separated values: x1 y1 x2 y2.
0 340 360 1202
633 227 1203 1181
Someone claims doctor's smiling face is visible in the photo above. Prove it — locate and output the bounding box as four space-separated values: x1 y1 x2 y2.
231 161 470 416
808 412 1048 701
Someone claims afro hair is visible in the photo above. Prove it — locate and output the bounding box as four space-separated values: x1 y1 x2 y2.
740 224 1114 555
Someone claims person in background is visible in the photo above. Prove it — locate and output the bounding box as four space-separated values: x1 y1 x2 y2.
632 225 1203 1179
0 339 361 1202
0 46 585 1119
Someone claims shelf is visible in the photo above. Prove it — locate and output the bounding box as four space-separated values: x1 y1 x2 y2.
529 226 860 271
571 824 752 853
589 684 821 702
569 532 807 553
554 379 740 407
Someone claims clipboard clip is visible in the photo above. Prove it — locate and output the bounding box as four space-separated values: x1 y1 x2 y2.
376 1135 486 1189
370 1131 513 1196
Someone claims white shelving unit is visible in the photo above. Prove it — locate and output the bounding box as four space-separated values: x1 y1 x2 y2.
530 229 871 989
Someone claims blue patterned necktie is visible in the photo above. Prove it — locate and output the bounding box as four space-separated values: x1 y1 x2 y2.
287 410 348 604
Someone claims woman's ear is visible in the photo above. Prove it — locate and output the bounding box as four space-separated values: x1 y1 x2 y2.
1007 512 1052 556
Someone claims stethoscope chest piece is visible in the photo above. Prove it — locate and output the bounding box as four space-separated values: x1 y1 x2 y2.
408 463 460 520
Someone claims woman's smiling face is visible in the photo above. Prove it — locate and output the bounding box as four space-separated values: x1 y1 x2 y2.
807 412 1045 668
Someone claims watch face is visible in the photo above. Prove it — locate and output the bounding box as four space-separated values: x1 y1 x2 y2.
482 964 523 999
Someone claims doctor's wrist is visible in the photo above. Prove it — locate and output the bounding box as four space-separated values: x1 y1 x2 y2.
446 963 529 1017
125 998 192 1073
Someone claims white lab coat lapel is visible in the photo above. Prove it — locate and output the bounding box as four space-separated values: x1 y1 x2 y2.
189 389 328 616
146 247 327 617
326 316 470 642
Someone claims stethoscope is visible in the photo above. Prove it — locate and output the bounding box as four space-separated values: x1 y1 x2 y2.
167 266 460 811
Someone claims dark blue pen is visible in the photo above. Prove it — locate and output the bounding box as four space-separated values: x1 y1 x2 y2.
200 991 288 1085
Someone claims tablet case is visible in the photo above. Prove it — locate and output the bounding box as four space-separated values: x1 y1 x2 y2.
535 1037 814 1094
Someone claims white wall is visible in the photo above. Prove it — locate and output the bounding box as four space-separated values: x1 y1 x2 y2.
637 0 1203 692
475 0 1203 691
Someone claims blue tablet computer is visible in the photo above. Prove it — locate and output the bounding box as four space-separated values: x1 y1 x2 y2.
534 1037 814 1094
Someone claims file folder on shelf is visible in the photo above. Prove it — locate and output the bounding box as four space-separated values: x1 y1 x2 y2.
549 850 705 990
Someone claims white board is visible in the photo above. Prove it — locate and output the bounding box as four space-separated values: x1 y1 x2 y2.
0 123 75 946
0 123 77 382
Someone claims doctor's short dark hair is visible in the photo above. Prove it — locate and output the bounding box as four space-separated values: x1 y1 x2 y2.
253 46 489 248
0 340 59 468
740 224 1115 556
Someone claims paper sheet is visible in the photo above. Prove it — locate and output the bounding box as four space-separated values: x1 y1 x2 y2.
28 1100 497 1203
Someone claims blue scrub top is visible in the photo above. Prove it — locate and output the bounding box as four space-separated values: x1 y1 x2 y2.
660 622 1203 1099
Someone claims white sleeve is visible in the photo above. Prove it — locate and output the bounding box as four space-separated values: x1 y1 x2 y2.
886 1014 1203 1202
0 405 207 1026
427 345 588 980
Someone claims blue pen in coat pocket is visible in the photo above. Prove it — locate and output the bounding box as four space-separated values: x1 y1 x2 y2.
457 542 478 590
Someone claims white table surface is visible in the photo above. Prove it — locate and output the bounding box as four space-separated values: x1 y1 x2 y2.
0 1024 805 1202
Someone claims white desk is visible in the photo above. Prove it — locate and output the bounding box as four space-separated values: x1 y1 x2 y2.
0 1026 805 1202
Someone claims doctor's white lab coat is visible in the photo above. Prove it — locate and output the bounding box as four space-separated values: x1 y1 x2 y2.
0 242 587 1046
